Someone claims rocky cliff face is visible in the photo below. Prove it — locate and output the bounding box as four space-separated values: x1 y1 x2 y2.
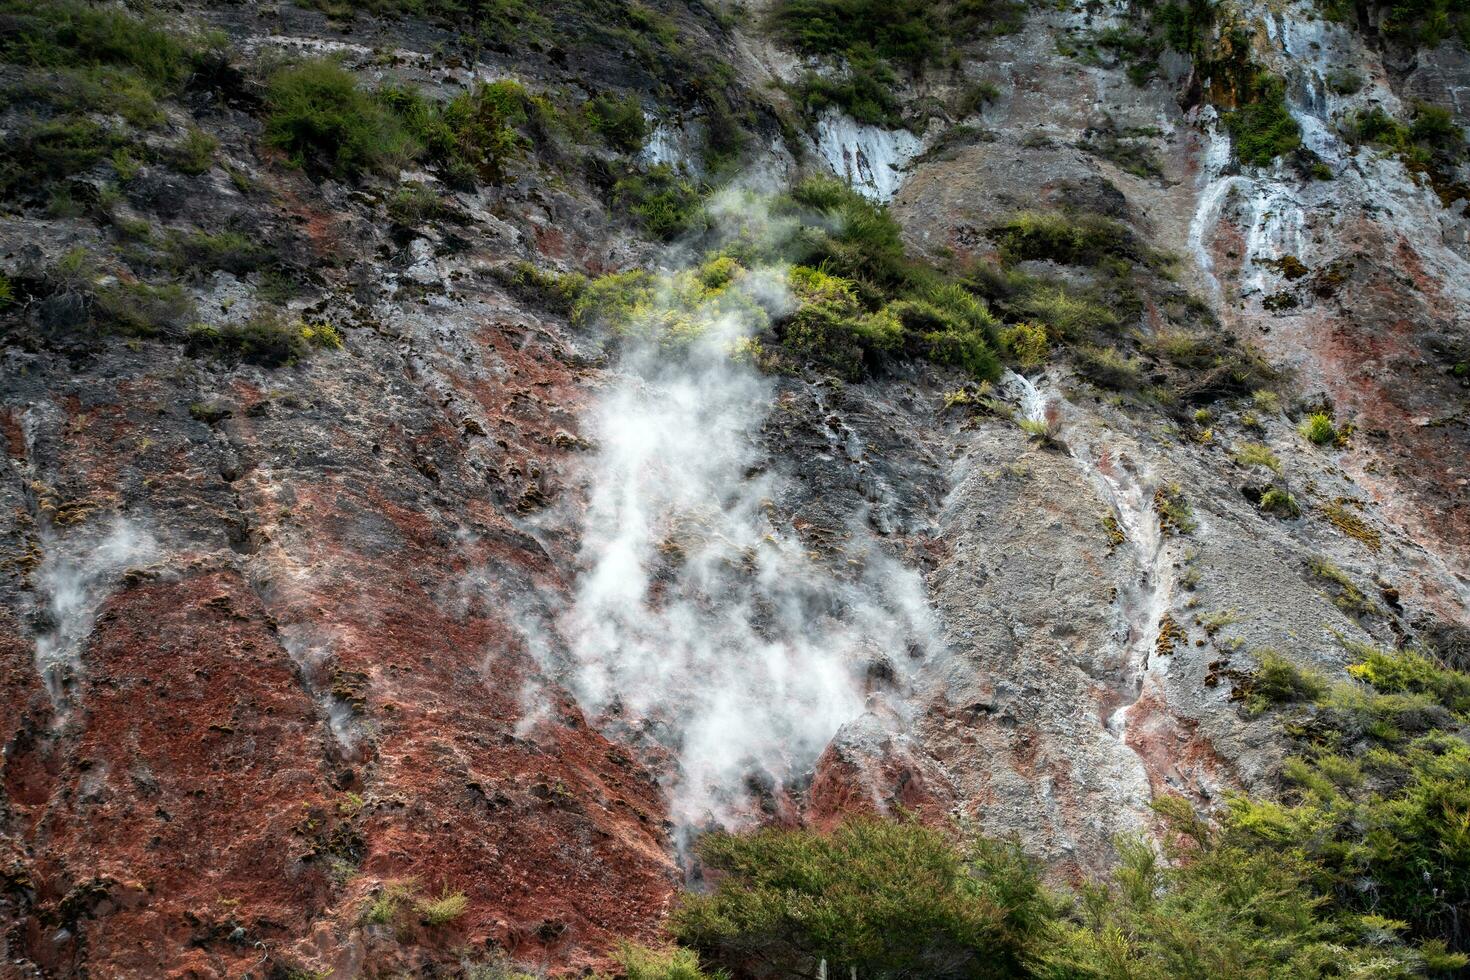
0 0 1467 976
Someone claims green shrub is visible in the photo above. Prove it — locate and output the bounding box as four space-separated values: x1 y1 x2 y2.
1299 411 1337 445
188 310 340 366
386 183 445 226
1242 649 1327 715
989 210 1138 267
416 888 468 926
1232 441 1281 473
1345 642 1470 713
497 261 588 316
613 944 725 980
1224 75 1302 166
0 274 12 309
264 60 416 178
1000 321 1048 367
170 127 218 175
0 0 197 92
383 80 535 185
783 176 915 293
672 818 1056 979
1259 487 1301 517
0 116 129 199
613 165 707 241
584 93 648 153
162 230 266 277
1013 286 1120 339
781 267 902 379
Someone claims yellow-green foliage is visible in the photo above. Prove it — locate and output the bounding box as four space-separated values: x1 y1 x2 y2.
573 258 768 349
612 943 726 980
1345 642 1470 713
1259 487 1300 518
1233 441 1281 473
781 266 902 379
1299 411 1337 445
1000 321 1048 368
1306 556 1378 616
417 888 469 926
1252 388 1281 414
1242 649 1327 715
1013 286 1120 339
1321 499 1381 551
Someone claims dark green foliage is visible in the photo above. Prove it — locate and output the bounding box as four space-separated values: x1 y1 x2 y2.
0 117 128 200
1320 0 1470 48
584 93 649 154
1079 132 1164 179
0 0 197 91
1241 650 1327 715
1224 75 1302 166
1341 102 1467 178
613 165 707 240
989 210 1140 267
0 1 222 203
264 60 416 178
768 0 1024 127
382 80 538 185
187 311 339 367
1082 0 1215 85
767 0 943 69
673 819 1056 979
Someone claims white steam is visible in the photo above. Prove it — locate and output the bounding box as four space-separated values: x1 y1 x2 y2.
524 227 938 829
34 518 161 705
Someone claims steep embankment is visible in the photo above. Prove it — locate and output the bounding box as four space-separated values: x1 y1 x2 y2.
0 0 1466 975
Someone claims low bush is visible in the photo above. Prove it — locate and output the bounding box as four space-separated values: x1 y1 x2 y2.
264 60 416 178
672 818 1056 978
1232 441 1281 473
170 127 218 176
613 165 707 241
1299 411 1337 445
1242 649 1327 715
584 93 649 154
187 310 341 366
416 888 468 926
383 80 542 185
1259 487 1301 517
1224 74 1302 166
989 210 1139 267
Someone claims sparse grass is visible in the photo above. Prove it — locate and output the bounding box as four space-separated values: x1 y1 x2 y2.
1251 388 1281 414
1232 442 1281 473
1259 487 1301 518
1307 556 1379 616
170 127 218 175
416 888 469 926
1298 411 1337 445
386 182 446 226
1154 483 1196 535
1321 500 1382 551
1241 649 1327 716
